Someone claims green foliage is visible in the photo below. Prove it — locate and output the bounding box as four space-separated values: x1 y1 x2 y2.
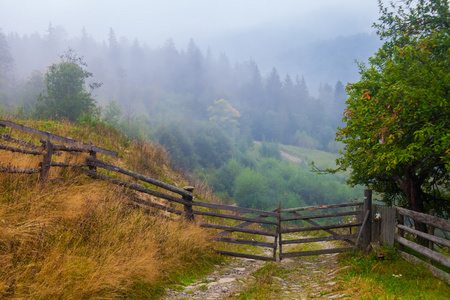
375 0 450 51
234 168 268 209
156 123 198 170
336 1 450 215
212 145 362 210
291 130 320 149
102 100 122 128
258 141 281 160
208 159 244 198
191 121 233 169
35 49 101 122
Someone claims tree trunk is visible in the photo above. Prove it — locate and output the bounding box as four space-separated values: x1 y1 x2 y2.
402 171 428 245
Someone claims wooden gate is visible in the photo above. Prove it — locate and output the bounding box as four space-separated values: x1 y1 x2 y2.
198 206 279 261
278 201 366 260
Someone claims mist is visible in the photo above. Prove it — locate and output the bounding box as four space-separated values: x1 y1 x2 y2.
1 0 381 85
0 0 384 157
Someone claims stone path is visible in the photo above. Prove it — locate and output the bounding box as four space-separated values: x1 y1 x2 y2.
162 240 351 299
163 256 266 299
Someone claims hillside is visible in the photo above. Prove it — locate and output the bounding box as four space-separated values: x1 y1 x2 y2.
0 119 221 299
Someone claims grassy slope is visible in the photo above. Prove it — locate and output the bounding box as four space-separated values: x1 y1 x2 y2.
0 119 222 299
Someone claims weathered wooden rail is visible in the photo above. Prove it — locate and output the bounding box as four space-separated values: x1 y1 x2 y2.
396 207 450 269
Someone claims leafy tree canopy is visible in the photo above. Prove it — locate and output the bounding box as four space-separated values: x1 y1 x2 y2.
36 48 101 122
336 0 450 217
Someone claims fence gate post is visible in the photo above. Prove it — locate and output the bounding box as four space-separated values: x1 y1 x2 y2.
183 186 195 221
363 189 372 248
276 202 281 261
428 209 435 262
89 141 97 171
397 212 404 251
40 138 53 182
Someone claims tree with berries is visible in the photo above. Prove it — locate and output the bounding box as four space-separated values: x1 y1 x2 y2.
335 0 450 232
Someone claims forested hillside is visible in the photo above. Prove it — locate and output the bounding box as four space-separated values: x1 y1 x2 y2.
0 26 379 151
0 24 373 210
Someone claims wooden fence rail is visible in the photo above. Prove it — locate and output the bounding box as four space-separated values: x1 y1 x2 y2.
396 207 450 269
0 120 118 157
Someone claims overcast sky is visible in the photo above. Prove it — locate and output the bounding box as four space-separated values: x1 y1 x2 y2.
1 0 380 46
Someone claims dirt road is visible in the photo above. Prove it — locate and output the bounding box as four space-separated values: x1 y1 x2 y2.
163 240 348 299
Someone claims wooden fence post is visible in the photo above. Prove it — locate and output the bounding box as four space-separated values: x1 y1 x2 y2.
398 212 404 251
363 189 372 249
40 138 53 182
277 202 281 261
89 141 97 171
183 186 194 221
428 209 435 263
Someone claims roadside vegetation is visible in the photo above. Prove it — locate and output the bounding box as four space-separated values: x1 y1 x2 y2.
336 248 450 299
0 120 224 299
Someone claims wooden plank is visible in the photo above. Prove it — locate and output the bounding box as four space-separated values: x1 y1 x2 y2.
83 169 190 206
395 236 450 268
215 250 276 261
0 143 42 155
193 201 279 218
281 234 357 245
0 119 118 157
372 205 396 247
354 210 370 251
215 208 279 239
50 162 87 167
281 210 362 221
399 251 450 285
0 134 40 149
280 202 362 213
52 144 89 152
0 166 40 174
396 207 450 232
282 247 352 258
199 222 277 237
40 139 53 182
281 222 362 234
193 210 278 225
302 218 355 246
214 237 276 248
397 224 450 248
182 186 194 222
363 190 372 248
86 157 190 197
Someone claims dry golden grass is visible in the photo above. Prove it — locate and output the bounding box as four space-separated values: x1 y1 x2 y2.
0 120 219 299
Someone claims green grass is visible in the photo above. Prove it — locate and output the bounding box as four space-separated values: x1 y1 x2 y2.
337 247 450 299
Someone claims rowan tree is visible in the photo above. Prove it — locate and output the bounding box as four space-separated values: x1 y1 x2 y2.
335 0 450 225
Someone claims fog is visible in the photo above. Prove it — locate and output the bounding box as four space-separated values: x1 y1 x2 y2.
1 1 379 44
1 0 382 93
0 0 384 155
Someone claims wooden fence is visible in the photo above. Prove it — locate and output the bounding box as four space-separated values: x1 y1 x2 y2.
2 119 448 269
396 207 450 269
0 119 280 261
278 201 365 259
